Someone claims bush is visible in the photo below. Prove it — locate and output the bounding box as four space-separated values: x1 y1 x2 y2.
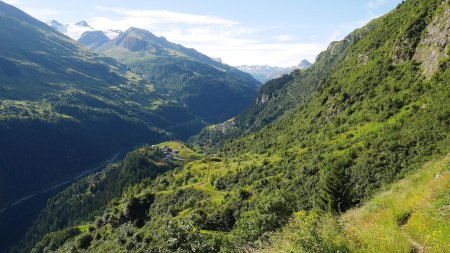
232 191 294 244
77 233 93 249
125 193 155 227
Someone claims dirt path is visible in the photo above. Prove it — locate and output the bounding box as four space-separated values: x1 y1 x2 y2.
399 214 426 253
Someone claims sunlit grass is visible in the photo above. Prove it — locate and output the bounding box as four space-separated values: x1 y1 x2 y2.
342 154 450 252
252 154 450 253
77 225 90 233
157 141 203 159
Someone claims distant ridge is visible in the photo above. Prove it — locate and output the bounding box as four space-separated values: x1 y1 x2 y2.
236 59 312 83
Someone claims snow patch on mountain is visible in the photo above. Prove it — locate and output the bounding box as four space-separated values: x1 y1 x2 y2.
46 20 121 41
102 29 122 40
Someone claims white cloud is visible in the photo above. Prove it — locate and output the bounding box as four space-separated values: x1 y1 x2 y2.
2 0 19 5
85 7 328 67
3 0 60 19
94 6 239 26
275 35 295 42
327 31 342 42
367 0 388 9
163 26 324 66
19 7 61 20
198 42 324 67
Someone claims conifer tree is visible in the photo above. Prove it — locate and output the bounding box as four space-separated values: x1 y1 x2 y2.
318 160 354 213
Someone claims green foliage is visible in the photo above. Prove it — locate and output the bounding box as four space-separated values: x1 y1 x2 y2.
31 227 80 253
252 154 450 253
155 220 219 252
125 194 155 227
77 233 93 249
97 28 260 124
26 0 450 252
232 191 294 244
15 147 171 253
318 155 355 213
341 154 450 252
252 210 354 253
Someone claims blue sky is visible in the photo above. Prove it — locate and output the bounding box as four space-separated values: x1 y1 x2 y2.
4 0 402 66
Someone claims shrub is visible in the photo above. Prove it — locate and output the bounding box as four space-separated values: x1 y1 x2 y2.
77 233 93 249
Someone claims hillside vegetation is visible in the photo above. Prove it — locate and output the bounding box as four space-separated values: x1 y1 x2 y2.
190 17 366 150
0 0 258 212
26 0 450 252
15 144 197 253
250 154 449 253
0 1 163 207
94 27 260 124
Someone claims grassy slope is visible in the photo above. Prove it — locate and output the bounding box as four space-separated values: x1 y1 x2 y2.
252 154 450 253
342 154 450 252
222 0 450 199
156 141 203 160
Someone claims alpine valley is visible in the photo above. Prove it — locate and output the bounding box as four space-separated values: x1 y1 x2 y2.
1 0 449 253
0 1 258 250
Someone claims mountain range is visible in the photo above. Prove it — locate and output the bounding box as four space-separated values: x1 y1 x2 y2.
0 1 259 246
47 20 121 41
236 59 312 83
23 0 448 251
47 20 309 85
1 0 449 253
48 20 260 123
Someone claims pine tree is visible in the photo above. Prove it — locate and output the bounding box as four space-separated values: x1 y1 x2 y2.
318 163 354 213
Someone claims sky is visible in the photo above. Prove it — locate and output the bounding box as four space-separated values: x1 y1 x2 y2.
4 0 402 67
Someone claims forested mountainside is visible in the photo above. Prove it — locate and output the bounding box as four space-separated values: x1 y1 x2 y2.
0 1 159 207
190 24 363 150
28 0 449 252
191 0 449 152
12 142 198 253
0 0 257 210
73 26 260 123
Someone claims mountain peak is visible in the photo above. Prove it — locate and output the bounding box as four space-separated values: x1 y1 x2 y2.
298 59 312 68
112 27 155 51
123 27 158 39
48 20 63 27
79 31 110 49
113 27 165 51
75 21 91 28
125 27 149 34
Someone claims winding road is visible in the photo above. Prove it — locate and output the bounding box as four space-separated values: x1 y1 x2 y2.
0 152 120 215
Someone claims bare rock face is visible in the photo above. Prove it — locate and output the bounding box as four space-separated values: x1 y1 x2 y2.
393 34 417 64
259 94 270 104
358 54 369 65
413 3 450 78
392 15 428 64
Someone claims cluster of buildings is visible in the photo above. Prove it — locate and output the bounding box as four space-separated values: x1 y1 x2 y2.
151 145 180 160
